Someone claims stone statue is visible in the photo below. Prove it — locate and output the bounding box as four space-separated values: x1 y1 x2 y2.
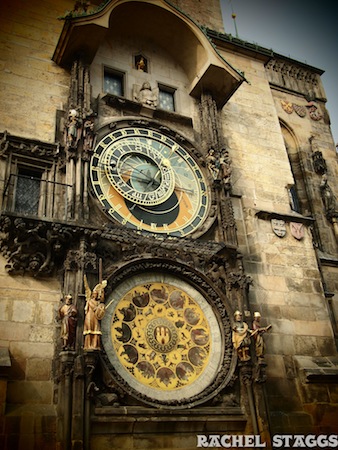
59 294 78 350
135 82 157 107
83 275 107 351
320 174 337 216
83 119 95 153
219 148 231 187
251 312 272 363
206 148 220 180
232 310 252 362
65 109 81 149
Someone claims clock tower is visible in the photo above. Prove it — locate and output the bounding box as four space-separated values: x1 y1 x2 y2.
51 0 249 447
1 0 338 449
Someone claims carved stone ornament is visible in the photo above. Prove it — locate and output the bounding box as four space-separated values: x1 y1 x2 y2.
0 216 77 275
64 249 98 272
290 222 304 240
271 218 286 238
312 150 327 175
0 130 60 160
0 215 99 276
266 59 322 99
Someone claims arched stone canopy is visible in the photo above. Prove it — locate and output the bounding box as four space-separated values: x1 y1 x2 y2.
53 0 244 107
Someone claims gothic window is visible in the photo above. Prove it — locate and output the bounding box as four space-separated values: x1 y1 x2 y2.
104 68 124 96
158 84 176 112
281 123 311 216
14 167 42 215
288 184 301 213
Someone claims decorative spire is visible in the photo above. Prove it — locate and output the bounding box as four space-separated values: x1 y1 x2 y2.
229 0 239 37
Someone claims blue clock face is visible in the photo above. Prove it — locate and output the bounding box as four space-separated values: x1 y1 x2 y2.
90 127 210 237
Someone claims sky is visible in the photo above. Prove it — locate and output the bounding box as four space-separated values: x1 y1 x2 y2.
220 0 338 146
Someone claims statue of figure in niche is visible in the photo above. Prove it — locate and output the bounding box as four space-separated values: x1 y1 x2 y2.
219 147 232 188
251 312 272 363
206 148 220 180
83 119 95 154
320 174 337 217
232 310 252 362
65 109 81 150
312 150 327 175
83 275 107 351
134 82 158 108
59 294 78 350
136 56 146 72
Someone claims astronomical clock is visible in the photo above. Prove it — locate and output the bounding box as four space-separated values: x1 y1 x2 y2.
90 126 210 237
88 121 237 409
100 269 234 408
47 1 247 446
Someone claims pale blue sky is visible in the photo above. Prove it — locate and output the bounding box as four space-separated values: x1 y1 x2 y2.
221 0 338 145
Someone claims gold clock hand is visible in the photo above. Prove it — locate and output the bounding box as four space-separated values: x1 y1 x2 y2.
174 185 195 194
108 160 154 183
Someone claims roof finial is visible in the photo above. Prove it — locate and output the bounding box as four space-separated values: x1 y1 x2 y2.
229 0 239 37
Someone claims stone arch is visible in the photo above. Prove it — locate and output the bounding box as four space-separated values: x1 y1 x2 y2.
280 119 311 215
53 0 244 107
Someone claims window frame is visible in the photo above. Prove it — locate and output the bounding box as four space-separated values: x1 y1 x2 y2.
103 66 125 97
158 83 176 112
13 166 44 216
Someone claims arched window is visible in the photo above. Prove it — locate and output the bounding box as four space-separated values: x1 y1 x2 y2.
281 122 311 216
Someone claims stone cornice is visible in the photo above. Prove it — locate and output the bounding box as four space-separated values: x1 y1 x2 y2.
0 130 60 160
255 209 315 225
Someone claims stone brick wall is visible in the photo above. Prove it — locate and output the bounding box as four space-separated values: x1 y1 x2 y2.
219 47 338 433
0 255 61 448
0 0 72 143
169 0 224 32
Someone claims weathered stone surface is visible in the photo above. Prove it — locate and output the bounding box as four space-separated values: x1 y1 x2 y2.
26 358 51 381
6 381 53 405
0 0 70 142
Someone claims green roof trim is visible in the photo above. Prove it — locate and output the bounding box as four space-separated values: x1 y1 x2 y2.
59 0 110 20
207 29 324 75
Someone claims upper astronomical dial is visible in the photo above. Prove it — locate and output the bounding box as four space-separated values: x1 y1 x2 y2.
104 142 175 206
90 127 210 237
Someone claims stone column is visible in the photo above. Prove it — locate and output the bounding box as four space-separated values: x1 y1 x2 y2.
58 351 76 450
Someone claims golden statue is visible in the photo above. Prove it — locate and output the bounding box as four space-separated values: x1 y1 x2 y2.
232 310 252 362
83 274 107 350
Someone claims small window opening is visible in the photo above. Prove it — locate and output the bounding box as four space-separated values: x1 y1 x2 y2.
158 85 176 112
14 167 42 215
104 68 124 96
288 185 301 213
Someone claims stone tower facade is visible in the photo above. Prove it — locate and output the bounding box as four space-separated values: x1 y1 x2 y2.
0 1 337 449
